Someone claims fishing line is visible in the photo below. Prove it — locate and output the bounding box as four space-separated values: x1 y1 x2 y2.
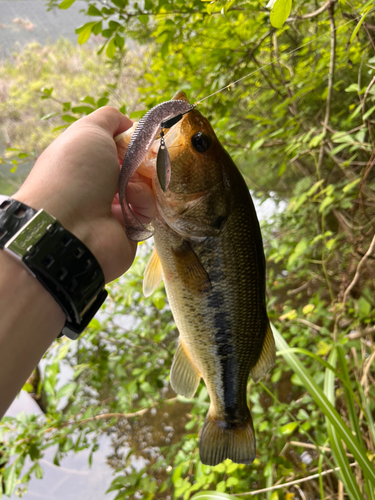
194 14 362 105
156 13 366 186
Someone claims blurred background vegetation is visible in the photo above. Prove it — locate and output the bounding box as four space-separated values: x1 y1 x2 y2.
1 0 375 499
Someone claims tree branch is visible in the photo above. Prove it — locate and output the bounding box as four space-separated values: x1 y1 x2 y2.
317 1 336 177
288 0 337 21
342 232 375 306
233 462 357 496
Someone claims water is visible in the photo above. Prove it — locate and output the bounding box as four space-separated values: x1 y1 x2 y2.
0 1 88 60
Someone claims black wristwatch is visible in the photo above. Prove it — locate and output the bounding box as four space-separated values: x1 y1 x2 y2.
0 196 108 339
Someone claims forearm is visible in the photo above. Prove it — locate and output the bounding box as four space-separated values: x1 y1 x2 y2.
0 251 65 418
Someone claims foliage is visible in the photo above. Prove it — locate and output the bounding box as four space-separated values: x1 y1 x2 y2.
2 0 375 499
0 37 142 191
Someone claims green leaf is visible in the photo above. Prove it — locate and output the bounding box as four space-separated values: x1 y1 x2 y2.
5 463 18 496
34 463 44 480
56 382 77 399
207 2 216 15
342 178 361 193
61 115 78 123
278 161 286 176
309 131 325 148
41 87 53 96
76 22 96 45
363 104 375 121
81 96 96 106
252 138 265 151
307 179 325 196
319 195 334 213
112 0 126 7
115 33 125 49
224 0 236 14
92 21 102 35
87 4 101 16
267 0 292 29
130 110 145 119
71 106 95 115
350 6 372 43
59 0 75 9
357 297 371 318
297 409 309 420
345 83 359 93
139 14 149 24
97 97 109 108
280 421 298 435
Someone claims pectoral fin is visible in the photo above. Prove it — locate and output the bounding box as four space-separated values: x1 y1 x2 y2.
143 247 163 297
172 240 211 295
250 322 276 383
170 341 201 398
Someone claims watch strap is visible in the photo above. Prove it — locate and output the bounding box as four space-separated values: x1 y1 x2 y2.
0 197 107 339
0 197 37 249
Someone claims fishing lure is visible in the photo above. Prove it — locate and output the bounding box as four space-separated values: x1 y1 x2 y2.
156 107 196 192
119 100 194 241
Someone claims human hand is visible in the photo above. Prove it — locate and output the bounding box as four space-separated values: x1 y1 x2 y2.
14 106 156 283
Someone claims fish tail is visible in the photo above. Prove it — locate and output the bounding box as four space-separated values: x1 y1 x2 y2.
199 410 255 466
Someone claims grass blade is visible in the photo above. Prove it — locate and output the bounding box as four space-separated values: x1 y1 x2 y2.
324 349 363 500
337 346 374 500
272 323 375 487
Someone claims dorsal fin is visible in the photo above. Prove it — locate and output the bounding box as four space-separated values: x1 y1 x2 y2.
172 90 190 102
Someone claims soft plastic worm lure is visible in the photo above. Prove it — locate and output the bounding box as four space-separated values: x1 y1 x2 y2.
119 100 194 242
156 107 195 193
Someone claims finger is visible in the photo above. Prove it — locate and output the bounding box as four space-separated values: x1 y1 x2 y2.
126 181 156 224
75 106 133 138
111 203 126 229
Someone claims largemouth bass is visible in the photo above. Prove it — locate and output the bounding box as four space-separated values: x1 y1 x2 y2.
117 92 275 466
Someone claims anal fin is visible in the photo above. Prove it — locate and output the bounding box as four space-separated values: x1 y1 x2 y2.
170 341 201 398
143 247 163 297
250 322 276 383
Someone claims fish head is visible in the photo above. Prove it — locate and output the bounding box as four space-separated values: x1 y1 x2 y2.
154 92 233 238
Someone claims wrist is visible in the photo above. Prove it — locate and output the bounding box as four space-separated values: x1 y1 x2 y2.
13 188 102 273
0 249 65 336
0 250 65 417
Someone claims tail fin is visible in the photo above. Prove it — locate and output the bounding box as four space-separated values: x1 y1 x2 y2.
199 412 256 466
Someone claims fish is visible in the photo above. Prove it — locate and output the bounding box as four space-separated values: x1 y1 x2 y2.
116 91 276 466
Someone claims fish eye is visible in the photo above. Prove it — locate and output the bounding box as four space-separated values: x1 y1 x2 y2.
191 132 212 153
